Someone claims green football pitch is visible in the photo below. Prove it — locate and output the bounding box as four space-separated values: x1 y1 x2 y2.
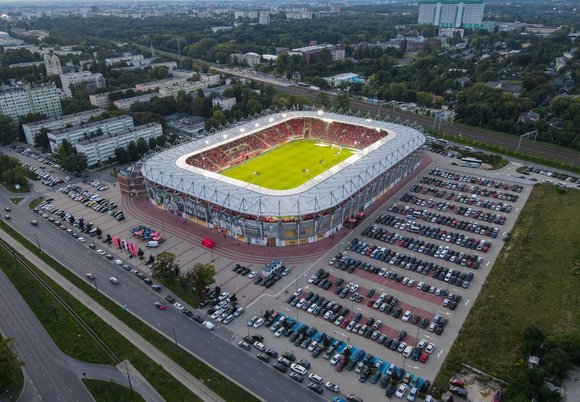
220 140 354 190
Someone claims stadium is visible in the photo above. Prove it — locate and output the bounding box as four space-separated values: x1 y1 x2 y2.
140 110 425 246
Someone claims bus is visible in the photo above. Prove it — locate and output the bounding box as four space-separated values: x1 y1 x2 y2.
461 157 482 168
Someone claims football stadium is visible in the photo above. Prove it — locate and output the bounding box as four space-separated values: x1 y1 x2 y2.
141 110 425 246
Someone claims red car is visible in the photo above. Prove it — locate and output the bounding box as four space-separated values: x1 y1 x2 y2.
335 357 346 372
339 319 350 329
449 377 465 388
419 352 429 363
493 389 503 402
154 301 167 310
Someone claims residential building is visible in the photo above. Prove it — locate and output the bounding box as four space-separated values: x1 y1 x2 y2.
22 108 104 145
135 77 189 92
418 0 484 29
200 74 221 87
113 93 159 110
288 44 345 64
60 71 106 98
158 81 209 98
259 12 271 25
212 97 236 111
230 52 261 67
43 54 63 75
48 115 134 152
0 83 62 122
172 70 198 79
89 90 129 109
76 123 162 166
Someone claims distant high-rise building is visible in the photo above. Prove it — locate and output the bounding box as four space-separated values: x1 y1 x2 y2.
418 0 484 29
0 83 62 121
259 11 271 25
44 54 63 75
60 71 106 98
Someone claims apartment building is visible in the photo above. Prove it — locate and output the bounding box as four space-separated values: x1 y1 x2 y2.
0 83 62 122
22 108 104 145
76 123 163 166
418 0 484 29
113 93 159 110
48 115 134 152
158 80 209 98
60 71 106 98
134 77 189 92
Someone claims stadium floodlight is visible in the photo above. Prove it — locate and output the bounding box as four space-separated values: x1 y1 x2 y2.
240 128 246 132
282 113 287 118
269 117 274 122
254 123 260 127
366 119 372 122
317 110 324 115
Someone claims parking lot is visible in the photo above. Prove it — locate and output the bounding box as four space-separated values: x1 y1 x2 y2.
8 144 536 401
217 151 533 401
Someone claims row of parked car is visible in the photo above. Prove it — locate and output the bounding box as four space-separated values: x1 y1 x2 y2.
60 184 125 221
250 264 292 288
418 176 521 200
429 169 524 193
374 213 492 252
14 146 77 178
82 178 109 192
23 163 65 187
247 309 430 400
400 191 514 216
36 201 103 238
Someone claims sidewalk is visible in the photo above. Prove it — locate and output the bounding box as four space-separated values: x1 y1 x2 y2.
0 227 226 402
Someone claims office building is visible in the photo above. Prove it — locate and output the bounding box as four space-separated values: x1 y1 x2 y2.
0 83 62 122
418 0 484 29
76 123 163 166
60 71 106 98
288 44 345 64
48 115 134 152
22 108 104 145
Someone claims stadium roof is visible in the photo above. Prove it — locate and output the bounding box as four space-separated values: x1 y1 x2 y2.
141 110 425 217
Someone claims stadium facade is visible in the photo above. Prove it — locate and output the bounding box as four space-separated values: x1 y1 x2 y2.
141 110 425 246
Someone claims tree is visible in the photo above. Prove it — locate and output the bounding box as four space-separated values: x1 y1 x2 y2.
151 251 176 281
333 93 350 111
114 147 130 163
137 248 144 259
0 337 24 393
521 324 545 355
230 293 238 308
543 348 571 379
188 263 216 296
0 115 18 145
316 92 330 107
34 127 51 151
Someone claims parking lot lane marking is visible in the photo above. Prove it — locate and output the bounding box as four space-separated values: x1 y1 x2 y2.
216 260 235 274
250 378 257 383
465 299 470 306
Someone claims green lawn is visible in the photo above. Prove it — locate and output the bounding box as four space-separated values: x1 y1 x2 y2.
432 185 580 395
220 140 354 190
83 379 145 402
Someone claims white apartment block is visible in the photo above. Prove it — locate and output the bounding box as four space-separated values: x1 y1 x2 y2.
135 78 189 92
22 108 104 145
200 74 221 86
212 97 236 111
48 115 134 152
172 70 198 79
76 123 163 166
0 83 62 122
60 72 106 98
418 0 484 29
259 12 271 25
113 93 159 110
158 81 209 98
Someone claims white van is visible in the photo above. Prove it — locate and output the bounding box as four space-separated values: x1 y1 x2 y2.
290 363 307 375
464 146 475 152
146 240 159 248
109 277 119 284
403 345 414 358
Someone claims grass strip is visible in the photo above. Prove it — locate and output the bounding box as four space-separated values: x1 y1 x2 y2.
0 221 259 402
28 197 43 210
431 185 580 395
82 379 145 402
0 239 198 401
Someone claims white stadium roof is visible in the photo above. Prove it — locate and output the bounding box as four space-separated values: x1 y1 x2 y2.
141 110 425 217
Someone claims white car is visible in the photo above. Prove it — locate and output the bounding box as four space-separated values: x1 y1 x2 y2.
78 237 86 243
252 318 264 328
247 316 258 326
396 383 408 398
223 314 234 324
307 304 317 314
96 249 106 255
113 259 123 266
296 298 307 309
325 382 340 392
402 310 412 322
248 271 258 278
425 343 435 354
174 303 184 311
294 287 303 296
202 321 214 330
418 339 427 349
275 327 285 337
211 310 222 320
330 353 341 366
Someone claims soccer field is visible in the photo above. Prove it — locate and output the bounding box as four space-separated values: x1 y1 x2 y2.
220 140 354 190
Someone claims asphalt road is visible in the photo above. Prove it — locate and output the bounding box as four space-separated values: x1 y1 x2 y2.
0 190 326 402
214 68 580 167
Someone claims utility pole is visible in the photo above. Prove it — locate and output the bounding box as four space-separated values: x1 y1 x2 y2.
34 233 42 253
177 38 182 61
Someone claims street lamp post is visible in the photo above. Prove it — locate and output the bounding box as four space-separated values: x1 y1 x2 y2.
34 233 42 253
